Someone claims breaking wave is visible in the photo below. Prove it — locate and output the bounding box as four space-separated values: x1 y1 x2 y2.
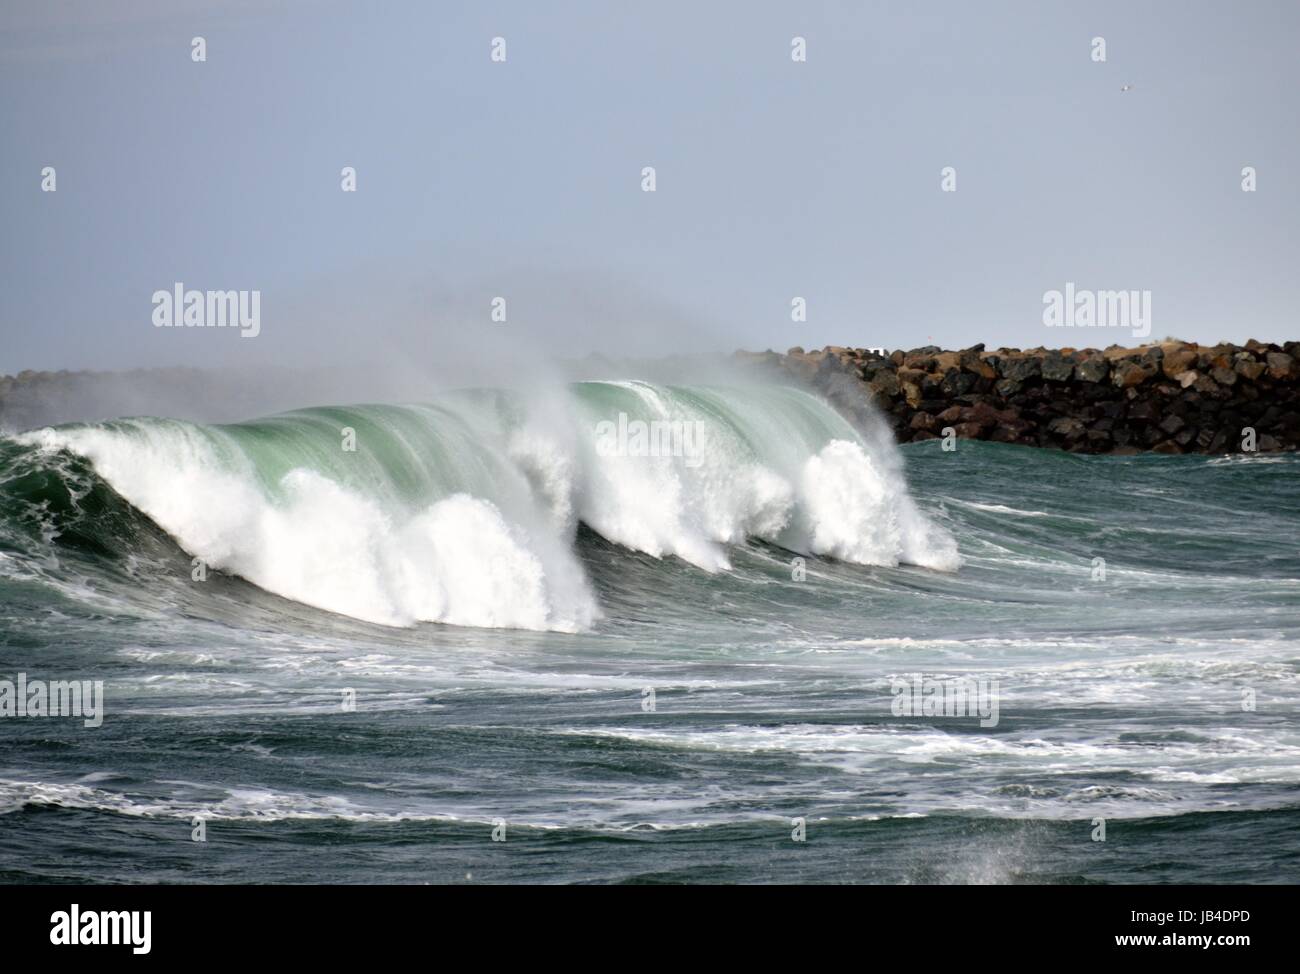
5 381 958 631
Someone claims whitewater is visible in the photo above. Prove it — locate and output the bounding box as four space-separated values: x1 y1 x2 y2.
1 378 1298 884
14 381 958 631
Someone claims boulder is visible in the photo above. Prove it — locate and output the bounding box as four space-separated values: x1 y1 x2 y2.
995 377 1023 396
1047 416 1087 438
940 370 977 396
952 421 988 440
999 356 1041 381
1074 354 1110 383
867 369 900 399
1234 357 1266 381
1041 351 1075 382
1266 352 1297 381
729 339 1298 460
1161 346 1200 378
1193 373 1221 395
1113 360 1156 388
963 352 997 379
897 368 927 407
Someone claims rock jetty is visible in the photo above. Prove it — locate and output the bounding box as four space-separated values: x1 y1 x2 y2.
737 340 1300 454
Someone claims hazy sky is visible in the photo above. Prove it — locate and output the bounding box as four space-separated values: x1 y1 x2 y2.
2 0 1297 375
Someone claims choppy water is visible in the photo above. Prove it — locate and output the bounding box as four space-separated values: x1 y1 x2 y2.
1 381 1298 883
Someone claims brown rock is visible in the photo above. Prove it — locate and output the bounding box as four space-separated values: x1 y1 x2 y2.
897 368 927 406
1266 352 1297 381
1234 357 1266 381
867 370 900 399
897 367 927 384
952 421 987 440
1161 346 1200 378
1113 360 1156 388
932 351 962 373
963 352 997 379
1198 345 1234 370
1047 416 1087 438
1104 345 1149 360
1193 373 1220 395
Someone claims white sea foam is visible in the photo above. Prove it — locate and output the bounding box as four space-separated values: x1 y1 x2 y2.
18 380 958 629
801 440 959 570
20 422 598 632
571 382 957 572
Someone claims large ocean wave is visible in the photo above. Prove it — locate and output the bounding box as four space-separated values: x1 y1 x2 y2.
4 382 958 632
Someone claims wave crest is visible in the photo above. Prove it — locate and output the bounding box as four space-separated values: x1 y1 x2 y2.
14 381 958 631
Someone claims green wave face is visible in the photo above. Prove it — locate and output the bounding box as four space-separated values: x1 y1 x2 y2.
4 381 957 631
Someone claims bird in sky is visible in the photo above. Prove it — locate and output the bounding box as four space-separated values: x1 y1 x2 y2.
1120 84 1135 92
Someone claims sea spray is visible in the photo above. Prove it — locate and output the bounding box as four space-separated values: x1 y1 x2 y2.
15 381 958 630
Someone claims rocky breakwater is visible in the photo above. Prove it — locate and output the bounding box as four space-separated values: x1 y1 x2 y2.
736 340 1300 454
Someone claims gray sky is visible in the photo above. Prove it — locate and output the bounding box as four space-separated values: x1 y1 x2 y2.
2 0 1297 375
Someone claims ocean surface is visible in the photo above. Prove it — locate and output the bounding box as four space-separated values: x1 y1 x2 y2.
1 380 1298 884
